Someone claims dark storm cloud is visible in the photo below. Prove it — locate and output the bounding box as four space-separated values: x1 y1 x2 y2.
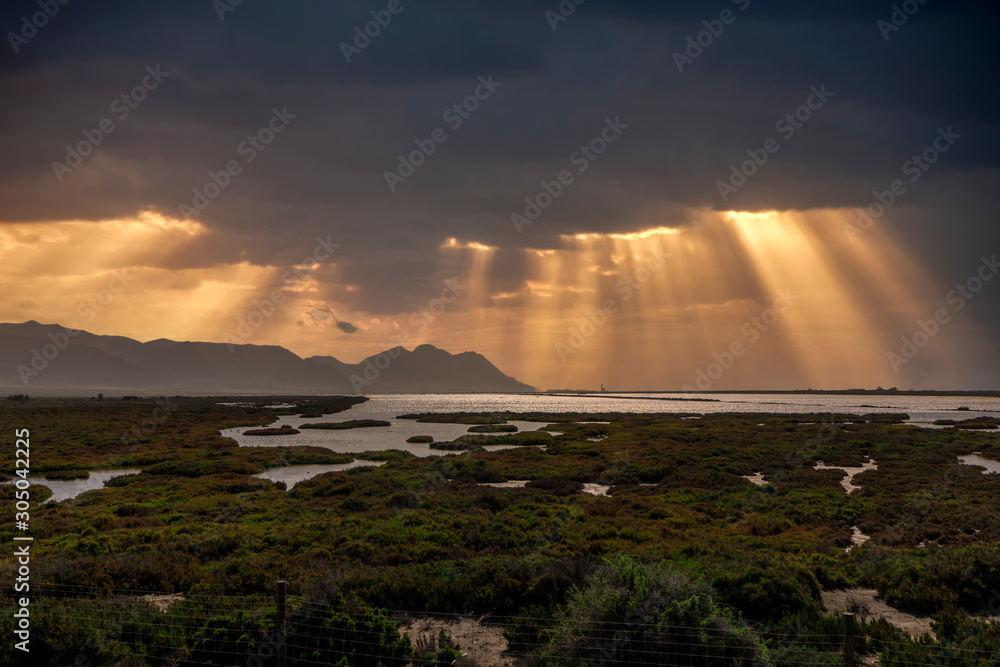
336 320 358 334
1 0 998 320
472 0 999 22
1 0 542 82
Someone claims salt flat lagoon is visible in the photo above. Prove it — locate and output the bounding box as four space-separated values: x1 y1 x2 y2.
221 411 549 457
2 469 139 502
221 392 1000 455
958 452 1000 474
253 460 386 487
11 393 996 502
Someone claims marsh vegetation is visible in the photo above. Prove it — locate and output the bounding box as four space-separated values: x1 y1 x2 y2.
1 397 999 665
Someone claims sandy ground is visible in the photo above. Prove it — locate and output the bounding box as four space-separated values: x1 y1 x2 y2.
845 525 871 552
477 480 610 496
400 617 515 666
814 458 878 493
140 593 185 612
478 480 529 489
821 588 934 638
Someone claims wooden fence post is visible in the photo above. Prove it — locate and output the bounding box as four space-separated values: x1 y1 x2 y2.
843 612 855 667
277 580 287 667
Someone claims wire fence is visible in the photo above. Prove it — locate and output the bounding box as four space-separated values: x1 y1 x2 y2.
5 582 999 666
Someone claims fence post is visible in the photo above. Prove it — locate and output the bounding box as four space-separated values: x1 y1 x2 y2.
277 580 287 667
843 612 855 667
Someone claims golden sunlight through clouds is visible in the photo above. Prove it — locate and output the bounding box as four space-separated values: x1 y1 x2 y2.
504 208 944 390
0 208 954 390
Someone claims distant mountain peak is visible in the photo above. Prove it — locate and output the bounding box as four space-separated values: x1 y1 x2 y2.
0 322 535 394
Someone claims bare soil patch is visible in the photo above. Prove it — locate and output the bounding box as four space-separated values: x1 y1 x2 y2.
140 593 185 612
399 616 515 666
821 588 934 638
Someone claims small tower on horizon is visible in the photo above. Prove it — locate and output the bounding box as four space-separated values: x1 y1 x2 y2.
600 384 606 392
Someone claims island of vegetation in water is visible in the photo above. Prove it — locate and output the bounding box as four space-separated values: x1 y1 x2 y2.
299 419 392 429
243 425 301 436
933 417 1000 429
467 423 519 433
1 395 999 666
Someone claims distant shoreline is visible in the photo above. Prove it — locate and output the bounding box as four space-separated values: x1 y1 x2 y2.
543 389 1000 398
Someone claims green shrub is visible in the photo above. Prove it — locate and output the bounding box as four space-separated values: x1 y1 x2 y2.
712 562 821 623
537 555 770 665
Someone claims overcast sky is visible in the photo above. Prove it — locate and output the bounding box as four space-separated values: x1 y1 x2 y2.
1 0 998 390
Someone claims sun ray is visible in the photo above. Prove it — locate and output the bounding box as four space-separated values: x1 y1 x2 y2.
1 207 951 390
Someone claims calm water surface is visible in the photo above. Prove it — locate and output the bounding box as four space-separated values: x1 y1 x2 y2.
958 453 1000 474
4 469 140 503
254 461 386 487
221 393 1000 454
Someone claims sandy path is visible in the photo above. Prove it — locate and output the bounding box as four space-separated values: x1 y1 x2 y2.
821 588 934 638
